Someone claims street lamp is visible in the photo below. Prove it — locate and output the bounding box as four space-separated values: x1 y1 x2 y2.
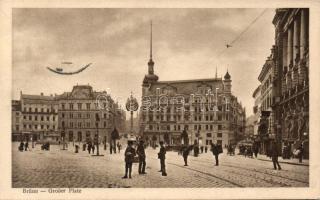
92 113 104 156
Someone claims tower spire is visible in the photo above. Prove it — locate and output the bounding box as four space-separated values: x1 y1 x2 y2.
150 21 153 60
148 20 155 75
215 66 218 78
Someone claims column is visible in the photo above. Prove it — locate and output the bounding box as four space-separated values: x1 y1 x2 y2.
287 26 293 67
293 16 300 64
300 9 307 59
282 33 288 68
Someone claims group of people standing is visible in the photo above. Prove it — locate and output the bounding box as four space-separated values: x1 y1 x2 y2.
122 140 167 179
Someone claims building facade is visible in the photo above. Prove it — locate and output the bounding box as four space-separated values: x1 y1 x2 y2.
252 85 261 137
12 100 22 141
56 85 126 144
257 47 277 154
139 28 246 147
272 8 309 158
19 92 59 142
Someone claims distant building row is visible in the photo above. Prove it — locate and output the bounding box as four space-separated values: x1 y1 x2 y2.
12 85 126 143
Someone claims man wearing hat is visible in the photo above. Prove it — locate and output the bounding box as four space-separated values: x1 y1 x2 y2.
122 140 136 179
137 140 147 174
158 141 167 176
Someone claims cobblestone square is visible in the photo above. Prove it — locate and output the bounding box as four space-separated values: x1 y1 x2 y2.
12 143 309 188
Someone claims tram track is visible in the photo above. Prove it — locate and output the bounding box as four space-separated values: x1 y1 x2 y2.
189 157 309 185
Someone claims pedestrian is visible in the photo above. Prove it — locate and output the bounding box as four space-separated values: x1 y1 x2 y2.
92 144 95 154
271 142 281 170
182 145 191 166
24 141 29 151
122 141 136 179
254 144 259 158
158 141 167 176
210 142 220 166
117 142 121 153
137 140 147 174
297 144 304 163
19 142 24 152
87 142 91 154
109 143 113 154
200 146 204 154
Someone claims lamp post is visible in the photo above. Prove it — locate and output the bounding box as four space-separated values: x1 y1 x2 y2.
126 92 139 135
92 112 104 156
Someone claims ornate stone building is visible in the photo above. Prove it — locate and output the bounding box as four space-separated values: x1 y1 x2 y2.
252 85 261 137
257 47 277 154
139 24 246 147
272 8 309 157
56 85 126 144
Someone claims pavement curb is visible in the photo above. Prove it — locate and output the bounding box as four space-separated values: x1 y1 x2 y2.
258 158 309 166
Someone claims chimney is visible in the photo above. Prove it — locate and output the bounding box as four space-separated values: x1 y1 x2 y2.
41 92 44 96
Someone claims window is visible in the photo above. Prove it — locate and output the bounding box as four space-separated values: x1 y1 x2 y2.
29 124 31 129
104 113 107 119
210 115 213 121
86 103 91 110
35 125 38 129
217 140 222 145
78 122 82 128
210 125 213 130
206 133 212 137
194 125 197 130
62 103 65 110
29 108 32 112
41 125 44 130
35 116 38 121
62 113 65 118
206 116 209 121
53 125 55 129
29 116 32 120
104 121 107 128
41 108 44 112
218 125 222 130
87 122 90 128
23 124 26 129
77 103 82 110
185 125 189 130
70 113 73 118
78 113 81 118
53 116 56 121
69 103 74 110
47 125 49 129
16 125 19 131
218 114 222 121
178 125 181 131
206 125 209 130
35 108 38 112
47 108 50 112
70 122 73 128
199 125 201 130
87 113 91 118
167 125 170 131
217 133 222 137
47 116 49 121
149 125 153 130
23 115 26 119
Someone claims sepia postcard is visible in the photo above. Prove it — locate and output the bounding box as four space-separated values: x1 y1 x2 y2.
0 0 320 199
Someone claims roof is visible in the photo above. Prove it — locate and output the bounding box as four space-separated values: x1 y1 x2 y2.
157 77 222 84
21 94 55 101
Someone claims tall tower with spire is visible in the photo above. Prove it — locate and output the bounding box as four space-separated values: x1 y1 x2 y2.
143 21 159 87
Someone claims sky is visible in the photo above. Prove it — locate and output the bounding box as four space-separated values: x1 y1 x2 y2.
12 8 275 117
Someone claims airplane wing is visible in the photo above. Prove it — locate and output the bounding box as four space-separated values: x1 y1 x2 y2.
47 63 92 75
